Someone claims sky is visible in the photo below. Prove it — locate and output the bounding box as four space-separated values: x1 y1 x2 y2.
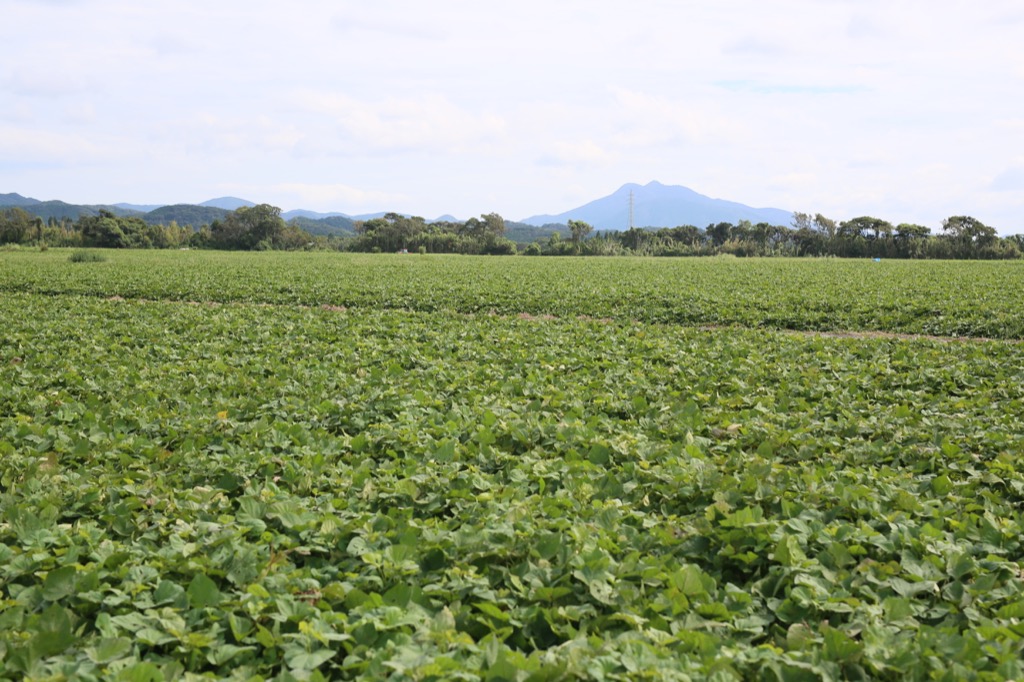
2 1 1023 232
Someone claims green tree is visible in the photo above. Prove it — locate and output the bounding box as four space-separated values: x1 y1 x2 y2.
791 212 813 232
0 207 34 244
212 204 287 250
567 219 593 251
896 223 931 240
78 210 151 248
942 215 997 246
706 222 733 246
813 214 837 239
480 212 505 237
668 225 701 246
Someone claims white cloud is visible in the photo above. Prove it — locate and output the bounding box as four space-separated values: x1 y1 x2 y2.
62 103 97 125
0 1 1022 228
267 183 407 212
2 69 90 98
294 91 507 155
990 166 1024 192
0 124 107 162
537 140 615 168
609 88 746 146
149 114 304 156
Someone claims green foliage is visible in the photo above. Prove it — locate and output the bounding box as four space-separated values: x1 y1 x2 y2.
504 222 570 244
143 204 230 227
568 219 593 250
3 250 1024 338
76 210 192 249
210 204 288 250
0 207 37 245
68 250 106 263
351 212 517 255
288 215 356 236
2 265 1024 677
6 199 1019 259
0 200 141 222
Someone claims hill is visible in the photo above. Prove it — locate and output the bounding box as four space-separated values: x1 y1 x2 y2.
0 200 143 221
504 221 570 244
282 209 353 221
200 197 256 210
145 204 231 226
288 215 357 236
114 202 165 212
521 181 793 229
0 193 40 207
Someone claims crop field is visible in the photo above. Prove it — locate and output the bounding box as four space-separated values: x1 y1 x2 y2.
1 251 1024 680
3 250 1024 338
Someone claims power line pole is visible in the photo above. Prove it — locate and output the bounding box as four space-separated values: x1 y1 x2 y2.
629 190 634 229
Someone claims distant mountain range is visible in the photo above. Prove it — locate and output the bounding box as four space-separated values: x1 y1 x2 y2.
522 181 792 229
200 197 256 211
1 182 795 235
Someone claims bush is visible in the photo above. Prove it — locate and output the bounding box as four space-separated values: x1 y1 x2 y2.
69 250 106 263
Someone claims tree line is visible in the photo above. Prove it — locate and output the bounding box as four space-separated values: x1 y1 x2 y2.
2 204 1021 260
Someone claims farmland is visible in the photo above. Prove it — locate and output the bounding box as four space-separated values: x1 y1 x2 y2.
2 251 1024 680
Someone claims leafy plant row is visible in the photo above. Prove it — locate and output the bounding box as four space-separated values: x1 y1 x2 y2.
2 250 1024 338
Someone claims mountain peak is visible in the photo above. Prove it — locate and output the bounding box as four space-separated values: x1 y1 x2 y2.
520 182 792 230
199 197 256 210
0 192 41 207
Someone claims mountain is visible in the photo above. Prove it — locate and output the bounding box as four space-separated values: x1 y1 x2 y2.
0 200 143 221
145 204 231 226
114 202 165 212
288 215 357 236
521 181 793 229
0 193 40 207
200 197 256 210
282 209 352 221
505 221 569 244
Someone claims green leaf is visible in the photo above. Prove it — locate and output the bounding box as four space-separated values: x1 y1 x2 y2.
998 600 1024 619
206 643 255 666
672 565 709 597
153 580 185 606
931 474 953 496
535 532 563 560
822 626 863 662
117 662 163 682
883 597 915 623
41 565 78 601
475 601 510 622
187 573 222 608
588 444 611 465
87 637 134 664
775 535 807 567
285 647 336 671
31 604 75 657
